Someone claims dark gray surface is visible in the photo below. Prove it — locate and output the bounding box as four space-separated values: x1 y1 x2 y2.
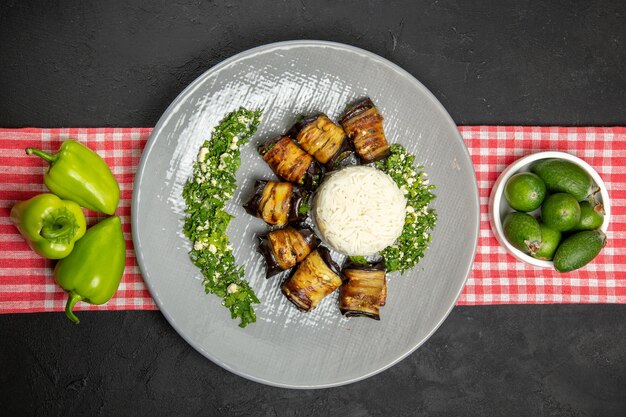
1 0 625 415
1 307 625 416
1 0 625 127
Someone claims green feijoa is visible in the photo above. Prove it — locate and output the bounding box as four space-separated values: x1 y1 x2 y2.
504 172 546 212
502 212 542 256
573 201 604 231
530 158 598 201
541 193 581 232
533 223 561 261
553 230 606 272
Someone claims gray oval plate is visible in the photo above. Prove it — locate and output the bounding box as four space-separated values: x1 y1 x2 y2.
132 40 479 389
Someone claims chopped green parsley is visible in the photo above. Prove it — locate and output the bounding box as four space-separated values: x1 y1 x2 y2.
376 144 437 273
348 255 369 265
182 108 262 328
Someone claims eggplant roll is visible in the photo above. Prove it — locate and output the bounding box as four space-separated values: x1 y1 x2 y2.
281 247 342 312
258 136 322 189
339 98 390 163
243 180 308 226
258 226 319 278
288 114 352 170
339 259 387 320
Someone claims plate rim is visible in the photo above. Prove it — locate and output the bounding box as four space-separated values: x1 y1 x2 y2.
131 39 480 389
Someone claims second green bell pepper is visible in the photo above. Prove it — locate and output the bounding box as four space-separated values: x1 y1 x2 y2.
26 140 120 215
10 193 87 259
54 216 126 324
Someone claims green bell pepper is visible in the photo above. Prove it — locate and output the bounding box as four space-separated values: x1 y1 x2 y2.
54 216 126 324
10 193 87 259
26 140 120 215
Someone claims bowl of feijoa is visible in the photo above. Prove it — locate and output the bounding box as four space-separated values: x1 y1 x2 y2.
489 151 610 272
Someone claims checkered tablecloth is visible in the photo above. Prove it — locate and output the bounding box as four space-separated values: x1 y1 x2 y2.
459 126 625 304
0 126 624 313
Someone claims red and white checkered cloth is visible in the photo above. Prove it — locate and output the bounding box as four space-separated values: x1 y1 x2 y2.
0 127 624 313
459 126 625 304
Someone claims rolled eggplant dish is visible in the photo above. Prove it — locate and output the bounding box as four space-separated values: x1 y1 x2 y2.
281 247 342 312
287 113 352 170
257 226 319 278
239 96 437 322
340 259 387 320
340 97 390 163
258 136 322 190
243 180 308 227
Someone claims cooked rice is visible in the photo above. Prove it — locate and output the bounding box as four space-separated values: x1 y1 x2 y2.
312 166 406 256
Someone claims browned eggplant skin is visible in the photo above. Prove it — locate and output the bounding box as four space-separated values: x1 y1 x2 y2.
258 136 322 189
324 138 353 171
243 180 308 226
339 98 390 163
257 226 320 278
316 246 341 276
286 185 308 221
286 114 321 138
344 258 386 307
242 180 267 217
287 114 352 170
342 258 385 272
281 247 342 312
286 226 319 263
258 235 284 278
339 259 387 320
302 161 323 190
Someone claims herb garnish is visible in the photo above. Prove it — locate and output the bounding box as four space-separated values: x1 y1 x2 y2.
376 144 437 273
348 256 369 265
182 108 262 328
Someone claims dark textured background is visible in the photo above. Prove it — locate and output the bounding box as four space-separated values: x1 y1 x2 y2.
1 1 625 416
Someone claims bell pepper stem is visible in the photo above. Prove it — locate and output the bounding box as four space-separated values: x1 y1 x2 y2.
40 209 78 242
65 291 82 324
25 147 56 164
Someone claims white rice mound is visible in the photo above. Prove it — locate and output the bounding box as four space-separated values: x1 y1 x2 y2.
312 166 406 256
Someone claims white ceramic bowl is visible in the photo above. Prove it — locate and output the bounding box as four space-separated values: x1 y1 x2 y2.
489 151 611 268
